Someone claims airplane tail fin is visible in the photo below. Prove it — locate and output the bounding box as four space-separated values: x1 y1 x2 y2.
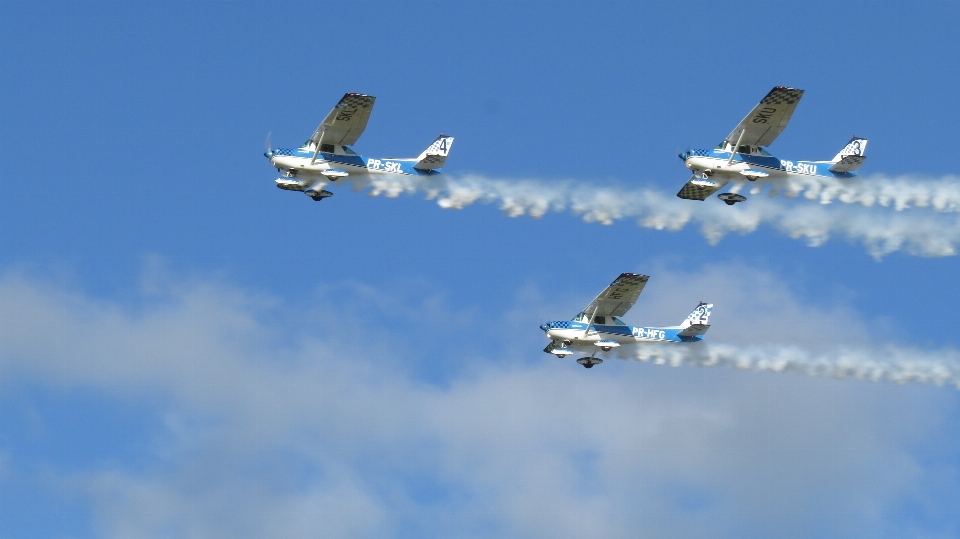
829 136 868 172
678 302 712 334
830 136 867 162
414 134 454 171
680 302 712 327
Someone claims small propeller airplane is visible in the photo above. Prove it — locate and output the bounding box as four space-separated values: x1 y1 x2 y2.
677 86 868 205
540 273 713 368
264 93 454 201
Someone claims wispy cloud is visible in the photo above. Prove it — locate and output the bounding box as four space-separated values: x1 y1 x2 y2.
343 173 960 259
2 267 958 538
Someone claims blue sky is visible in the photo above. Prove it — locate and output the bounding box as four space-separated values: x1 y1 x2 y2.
1 1 959 538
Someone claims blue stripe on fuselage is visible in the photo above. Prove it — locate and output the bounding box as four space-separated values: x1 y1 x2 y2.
544 320 699 343
698 149 857 179
278 149 442 176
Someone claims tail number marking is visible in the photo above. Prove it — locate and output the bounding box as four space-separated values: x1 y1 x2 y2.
633 327 665 340
367 159 403 173
780 160 818 175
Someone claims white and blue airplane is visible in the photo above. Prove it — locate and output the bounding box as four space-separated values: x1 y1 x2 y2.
540 273 712 368
677 86 868 205
264 93 454 201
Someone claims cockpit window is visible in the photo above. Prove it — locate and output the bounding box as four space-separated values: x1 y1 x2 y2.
613 317 627 326
759 147 772 156
594 316 606 325
342 146 358 156
320 143 335 153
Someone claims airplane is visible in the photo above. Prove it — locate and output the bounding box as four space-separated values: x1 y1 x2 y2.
540 273 713 368
264 93 454 201
676 86 868 205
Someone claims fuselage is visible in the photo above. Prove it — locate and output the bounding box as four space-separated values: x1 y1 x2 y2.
268 146 441 178
681 146 856 182
540 319 702 345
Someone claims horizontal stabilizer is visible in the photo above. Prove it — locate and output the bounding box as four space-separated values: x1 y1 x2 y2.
677 175 725 201
678 323 710 337
829 154 867 173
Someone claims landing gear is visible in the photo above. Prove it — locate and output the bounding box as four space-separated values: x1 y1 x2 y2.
577 357 603 369
309 190 334 201
576 350 603 369
718 192 747 205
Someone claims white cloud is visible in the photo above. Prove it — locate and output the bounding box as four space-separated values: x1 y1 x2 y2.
1 266 958 538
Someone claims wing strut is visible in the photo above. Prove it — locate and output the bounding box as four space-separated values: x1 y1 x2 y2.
582 305 599 338
310 128 325 165
727 129 745 166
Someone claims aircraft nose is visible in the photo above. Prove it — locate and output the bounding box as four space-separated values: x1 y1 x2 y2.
540 323 550 331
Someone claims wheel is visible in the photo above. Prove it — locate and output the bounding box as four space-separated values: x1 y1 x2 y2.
601 347 611 352
583 363 593 369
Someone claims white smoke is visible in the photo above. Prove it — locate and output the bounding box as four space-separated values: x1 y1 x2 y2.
621 342 960 389
779 173 960 212
343 173 960 259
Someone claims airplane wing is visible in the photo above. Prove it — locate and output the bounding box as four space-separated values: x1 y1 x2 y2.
310 93 376 147
724 87 804 148
583 273 650 317
677 175 726 201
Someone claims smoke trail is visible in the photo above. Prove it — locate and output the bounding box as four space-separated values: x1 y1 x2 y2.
624 342 960 389
779 173 960 212
344 173 960 259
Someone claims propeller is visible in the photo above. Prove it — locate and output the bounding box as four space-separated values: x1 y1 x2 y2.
264 131 274 158
677 143 692 161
